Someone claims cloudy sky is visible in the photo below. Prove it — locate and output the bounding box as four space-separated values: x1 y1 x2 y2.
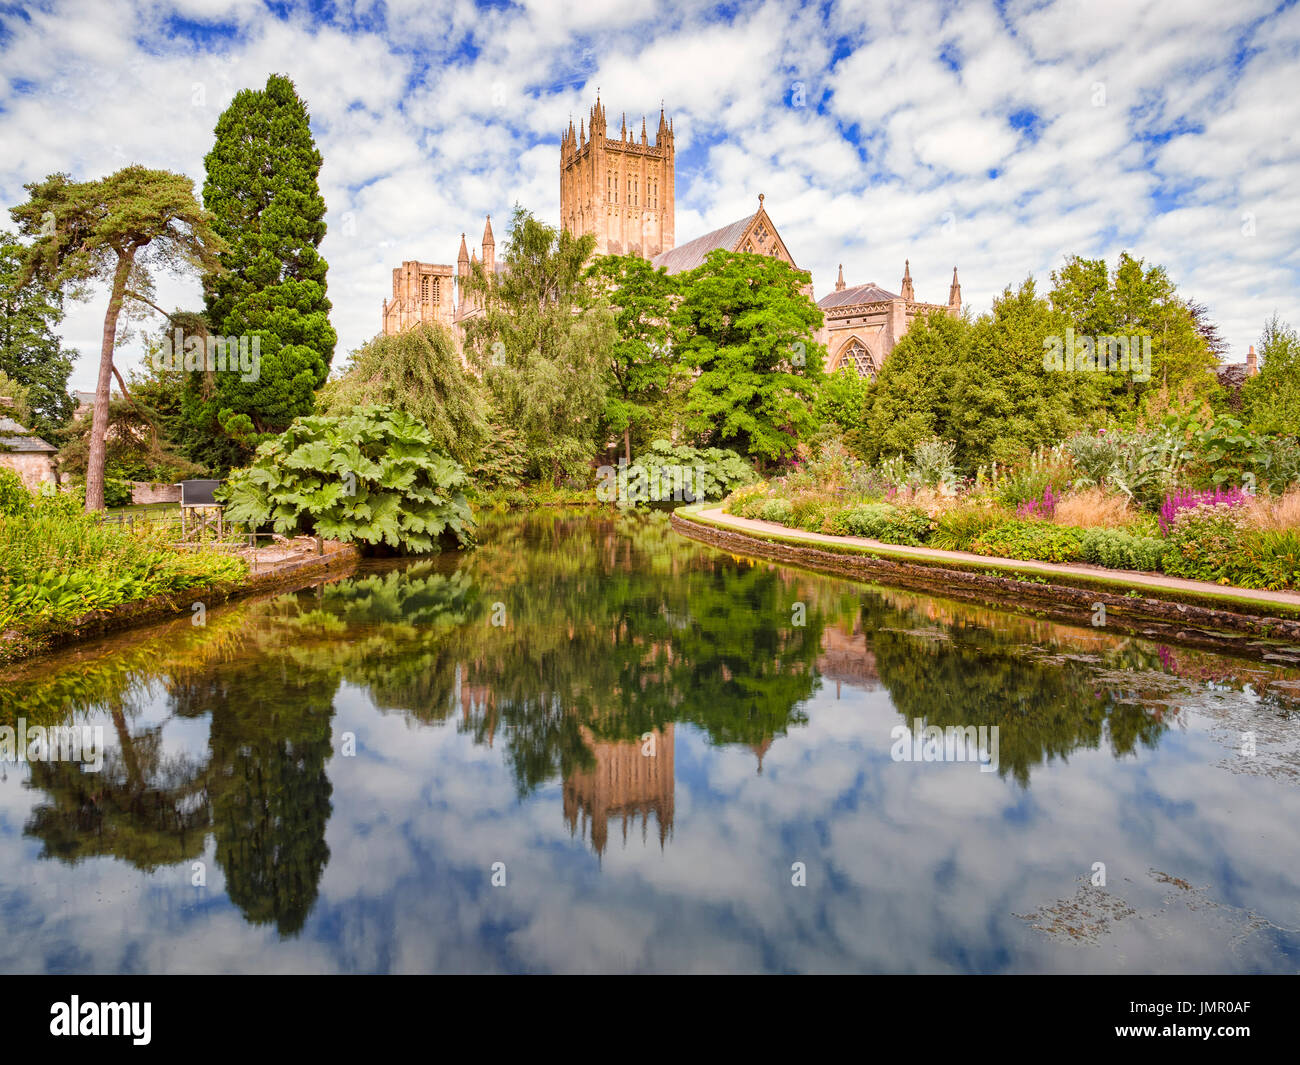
1 0 1296 392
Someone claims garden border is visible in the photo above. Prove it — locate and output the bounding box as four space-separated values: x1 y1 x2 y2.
672 504 1300 655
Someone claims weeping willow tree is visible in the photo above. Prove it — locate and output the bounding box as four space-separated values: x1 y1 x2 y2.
317 322 489 469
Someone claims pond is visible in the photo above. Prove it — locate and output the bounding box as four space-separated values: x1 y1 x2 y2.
2 509 1299 974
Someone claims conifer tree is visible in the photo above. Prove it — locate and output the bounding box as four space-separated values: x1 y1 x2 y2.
192 73 335 463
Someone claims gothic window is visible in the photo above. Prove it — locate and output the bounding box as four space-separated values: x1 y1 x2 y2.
841 340 876 378
430 277 440 302
420 276 430 302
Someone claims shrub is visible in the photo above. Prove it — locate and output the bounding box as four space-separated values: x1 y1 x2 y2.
219 406 474 554
0 470 31 516
909 437 958 489
1066 432 1122 489
1080 528 1166 571
789 495 834 532
994 450 1073 509
723 481 768 516
1161 503 1247 583
630 439 757 502
829 502 934 545
1159 486 1250 535
971 520 1086 563
758 497 794 524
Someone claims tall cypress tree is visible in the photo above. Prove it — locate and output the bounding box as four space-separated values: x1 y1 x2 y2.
193 73 335 466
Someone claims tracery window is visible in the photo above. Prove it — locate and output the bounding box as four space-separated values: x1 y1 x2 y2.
841 339 875 378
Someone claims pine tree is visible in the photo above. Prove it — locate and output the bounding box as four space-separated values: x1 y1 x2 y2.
194 73 335 461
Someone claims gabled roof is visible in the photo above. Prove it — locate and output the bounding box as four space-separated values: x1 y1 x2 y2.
819 283 900 309
651 215 754 275
0 415 56 453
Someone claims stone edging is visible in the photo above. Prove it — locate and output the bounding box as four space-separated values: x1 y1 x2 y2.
671 509 1300 656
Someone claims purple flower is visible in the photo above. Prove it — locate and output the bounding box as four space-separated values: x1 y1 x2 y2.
1159 486 1250 535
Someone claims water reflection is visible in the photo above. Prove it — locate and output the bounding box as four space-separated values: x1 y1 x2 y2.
1 509 1298 971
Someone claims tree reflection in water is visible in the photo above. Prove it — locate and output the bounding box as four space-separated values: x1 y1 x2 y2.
8 508 1297 935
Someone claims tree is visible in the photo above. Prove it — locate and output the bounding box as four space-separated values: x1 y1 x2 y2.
318 322 489 469
861 310 967 462
954 279 1107 467
673 250 824 465
195 73 335 460
1243 315 1300 437
587 253 680 462
1049 252 1218 417
10 167 224 510
462 206 613 486
0 231 75 440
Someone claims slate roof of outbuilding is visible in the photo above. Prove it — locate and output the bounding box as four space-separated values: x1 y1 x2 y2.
0 415 56 453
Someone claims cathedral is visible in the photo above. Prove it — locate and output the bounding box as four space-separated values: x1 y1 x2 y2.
379 93 961 376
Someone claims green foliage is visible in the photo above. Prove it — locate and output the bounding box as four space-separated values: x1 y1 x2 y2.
1242 315 1300 437
909 437 958 489
1104 427 1191 509
629 439 756 501
0 231 75 441
758 497 794 524
587 253 680 461
813 366 870 444
862 310 966 462
1049 251 1220 418
9 165 225 510
1080 527 1166 571
463 208 613 486
993 448 1073 508
218 406 473 554
1238 529 1300 590
1161 504 1247 583
827 502 935 546
0 468 31 515
1066 431 1122 489
468 416 530 492
673 249 825 463
930 504 1011 551
195 73 335 458
971 520 1086 563
319 322 489 469
0 492 245 632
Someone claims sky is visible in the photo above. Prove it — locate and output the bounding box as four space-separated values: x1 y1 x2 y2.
1 0 1297 392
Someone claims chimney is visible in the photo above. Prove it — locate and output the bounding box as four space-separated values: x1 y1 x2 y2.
1247 345 1258 376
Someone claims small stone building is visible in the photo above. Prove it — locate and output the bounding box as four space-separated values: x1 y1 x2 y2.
0 411 57 490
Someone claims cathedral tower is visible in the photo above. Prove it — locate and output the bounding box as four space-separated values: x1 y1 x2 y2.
560 92 675 258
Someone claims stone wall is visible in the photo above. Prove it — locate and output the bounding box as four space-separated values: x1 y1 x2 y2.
0 452 56 490
130 481 181 504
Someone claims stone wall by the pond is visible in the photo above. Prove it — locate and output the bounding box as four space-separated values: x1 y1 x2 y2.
672 510 1300 659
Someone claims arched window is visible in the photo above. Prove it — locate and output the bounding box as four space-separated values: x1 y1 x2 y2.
841 339 876 378
420 276 430 302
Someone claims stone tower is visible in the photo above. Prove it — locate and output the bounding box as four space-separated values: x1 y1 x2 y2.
560 93 675 258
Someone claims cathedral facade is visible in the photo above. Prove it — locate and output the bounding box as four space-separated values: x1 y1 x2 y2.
379 93 962 377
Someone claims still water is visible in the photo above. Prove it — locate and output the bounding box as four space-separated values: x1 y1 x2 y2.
2 509 1299 973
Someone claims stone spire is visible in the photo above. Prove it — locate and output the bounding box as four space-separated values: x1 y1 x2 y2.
641 115 648 145
457 233 469 273
621 112 627 141
900 259 915 301
949 266 961 309
835 264 845 292
657 105 670 145
482 215 495 273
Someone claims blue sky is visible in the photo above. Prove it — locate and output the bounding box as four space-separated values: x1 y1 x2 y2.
2 0 1297 390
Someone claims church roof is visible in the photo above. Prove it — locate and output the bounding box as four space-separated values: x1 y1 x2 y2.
819 282 900 309
0 415 56 453
651 214 755 275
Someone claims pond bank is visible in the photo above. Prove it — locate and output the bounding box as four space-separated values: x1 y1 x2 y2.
673 505 1300 657
0 539 360 666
